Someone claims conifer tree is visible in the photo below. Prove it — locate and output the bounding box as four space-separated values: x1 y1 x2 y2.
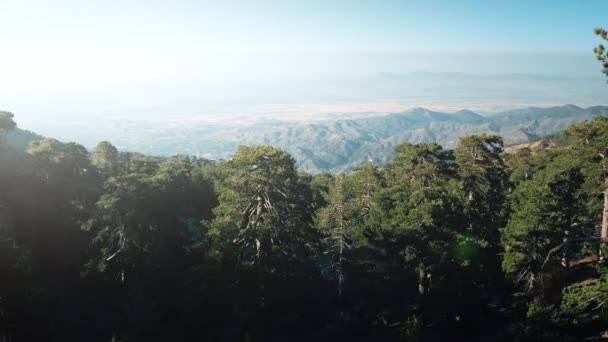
595 27 608 79
455 134 508 292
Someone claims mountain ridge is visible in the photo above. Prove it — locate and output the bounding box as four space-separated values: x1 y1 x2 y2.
6 104 608 174
222 104 608 173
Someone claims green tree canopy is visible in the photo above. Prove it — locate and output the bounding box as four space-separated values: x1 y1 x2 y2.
92 141 119 177
595 27 608 79
0 112 17 147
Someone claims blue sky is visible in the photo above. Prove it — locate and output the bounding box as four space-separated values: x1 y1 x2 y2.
3 0 603 53
1 0 607 122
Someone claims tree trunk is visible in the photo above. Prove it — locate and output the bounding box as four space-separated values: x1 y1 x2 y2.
337 205 344 299
419 268 427 296
528 272 537 291
337 263 343 299
602 184 608 240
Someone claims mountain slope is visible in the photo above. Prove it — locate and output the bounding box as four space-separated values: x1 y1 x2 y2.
211 105 608 173
8 105 607 174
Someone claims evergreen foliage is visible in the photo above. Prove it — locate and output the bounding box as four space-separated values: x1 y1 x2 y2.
2 37 608 338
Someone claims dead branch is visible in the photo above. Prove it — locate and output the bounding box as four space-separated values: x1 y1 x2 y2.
542 237 608 272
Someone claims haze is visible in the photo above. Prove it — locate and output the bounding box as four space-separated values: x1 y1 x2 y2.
2 0 608 141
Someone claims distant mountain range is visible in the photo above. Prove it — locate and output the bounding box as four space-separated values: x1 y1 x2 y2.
7 104 608 174
187 104 608 173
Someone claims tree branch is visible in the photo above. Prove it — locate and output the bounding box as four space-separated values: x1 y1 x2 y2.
542 237 608 271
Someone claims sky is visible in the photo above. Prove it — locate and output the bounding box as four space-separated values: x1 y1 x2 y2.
1 0 608 127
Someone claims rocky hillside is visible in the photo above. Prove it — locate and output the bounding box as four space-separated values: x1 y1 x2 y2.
8 105 608 174
209 104 608 173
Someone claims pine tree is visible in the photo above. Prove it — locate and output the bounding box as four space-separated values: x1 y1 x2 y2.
595 27 608 80
92 141 119 178
502 165 584 294
372 143 464 327
564 117 608 240
454 135 508 290
316 173 350 299
0 112 16 148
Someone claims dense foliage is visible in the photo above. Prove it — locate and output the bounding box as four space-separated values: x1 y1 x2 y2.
2 110 608 341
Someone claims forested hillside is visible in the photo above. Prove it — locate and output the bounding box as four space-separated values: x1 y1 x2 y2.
237 105 608 173
2 107 608 341
65 104 608 174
